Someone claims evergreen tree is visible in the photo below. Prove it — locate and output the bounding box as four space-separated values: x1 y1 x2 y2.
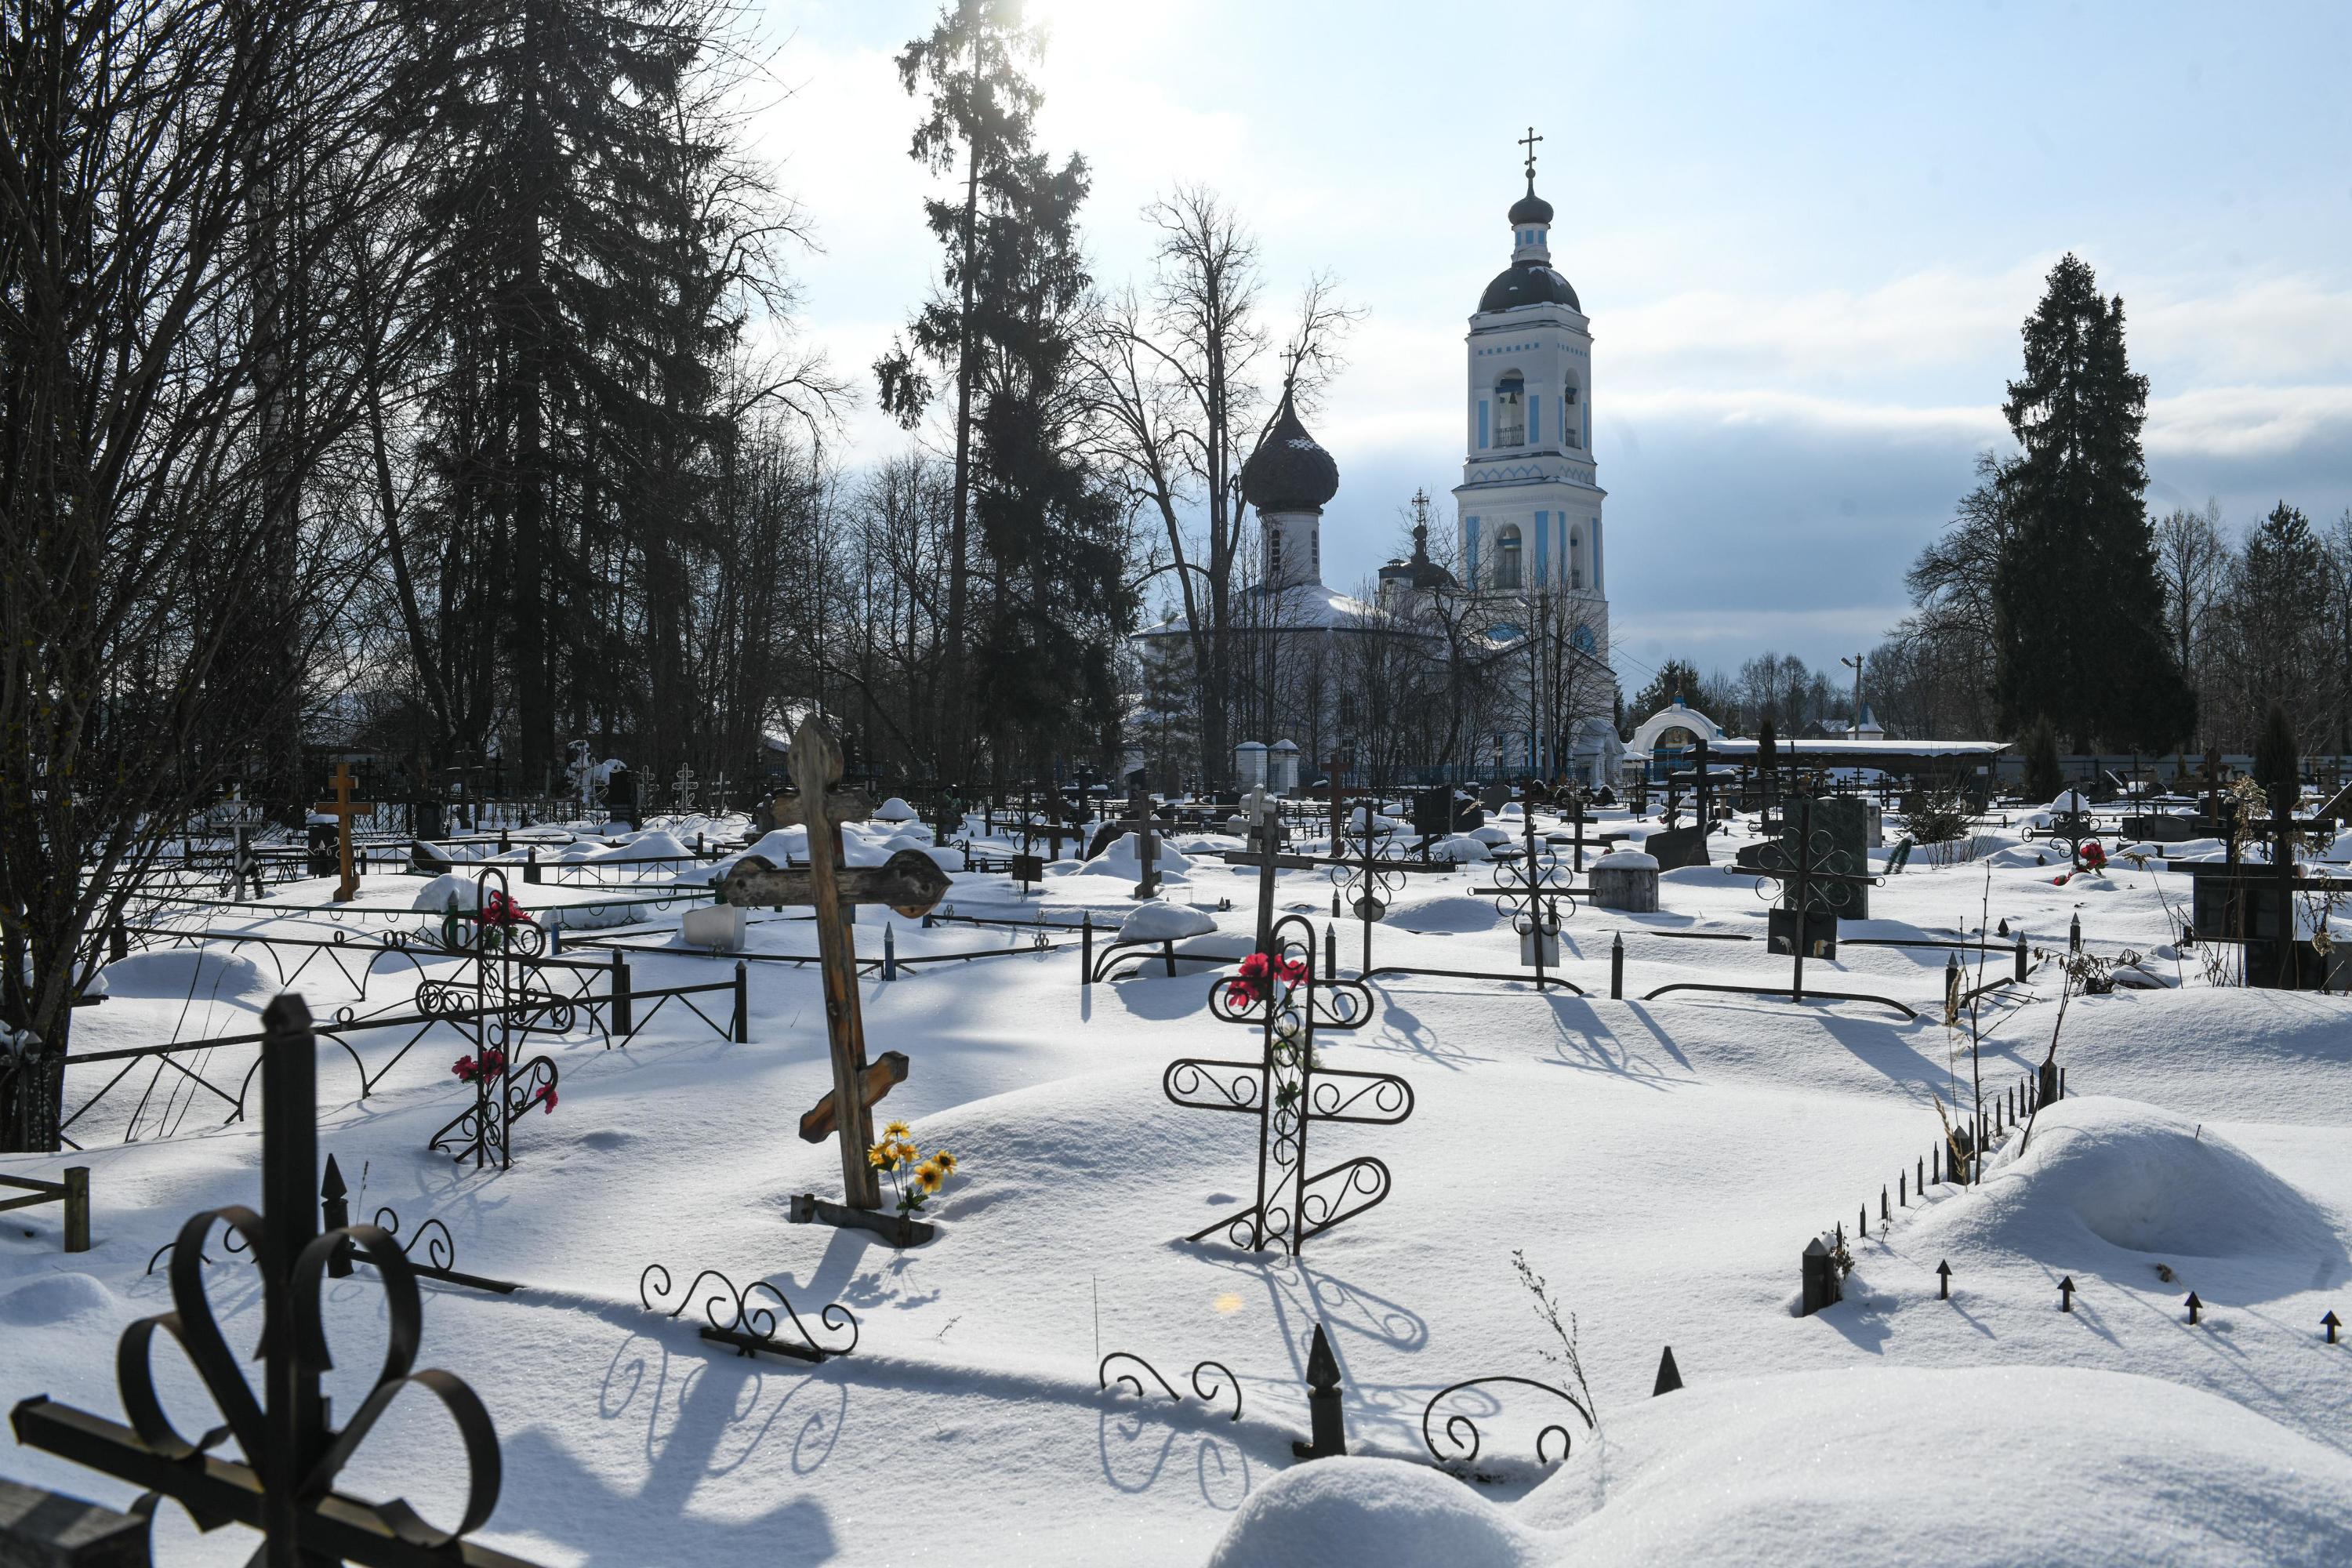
406 0 726 783
2253 699 2299 817
878 0 1047 771
1991 254 2193 753
2228 502 2329 724
2021 716 2063 802
1628 659 1702 723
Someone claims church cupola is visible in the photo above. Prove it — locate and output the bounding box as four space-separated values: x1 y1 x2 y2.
1482 126 1579 313
1243 376 1338 590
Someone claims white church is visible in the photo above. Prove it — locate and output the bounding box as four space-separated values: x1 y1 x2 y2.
1134 138 1624 787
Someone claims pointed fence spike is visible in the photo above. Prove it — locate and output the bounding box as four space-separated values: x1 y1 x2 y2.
1652 1345 1683 1396
1936 1259 1951 1300
2185 1291 2202 1324
2324 1310 2341 1345
321 1152 347 1200
2058 1275 2075 1312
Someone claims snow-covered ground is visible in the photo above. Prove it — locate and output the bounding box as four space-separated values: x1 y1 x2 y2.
4 805 2350 1565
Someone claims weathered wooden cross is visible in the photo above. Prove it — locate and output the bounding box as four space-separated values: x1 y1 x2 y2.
1221 786 1322 953
1325 755 1349 848
1120 780 1163 899
313 761 374 904
718 717 949 1243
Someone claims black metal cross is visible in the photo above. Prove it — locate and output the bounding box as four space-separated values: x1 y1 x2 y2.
10 994 546 1566
1163 913 1411 1255
1519 125 1543 175
1221 787 1321 953
1644 796 1911 1018
1328 797 1404 975
1470 793 1580 992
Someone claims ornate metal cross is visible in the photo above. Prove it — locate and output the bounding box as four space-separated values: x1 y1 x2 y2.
9 994 546 1566
1471 791 1580 990
1163 913 1411 1255
673 762 698 815
313 763 374 905
1519 125 1543 176
717 718 948 1231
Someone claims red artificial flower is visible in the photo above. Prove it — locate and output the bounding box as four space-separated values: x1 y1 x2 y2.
452 1055 477 1082
480 1047 506 1078
532 1083 557 1115
481 891 536 927
1275 956 1309 985
1237 953 1271 982
1226 980 1258 1007
2080 842 2107 869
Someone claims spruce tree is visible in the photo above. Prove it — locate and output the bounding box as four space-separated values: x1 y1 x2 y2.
2022 716 2063 803
1991 254 2194 753
2253 700 2299 817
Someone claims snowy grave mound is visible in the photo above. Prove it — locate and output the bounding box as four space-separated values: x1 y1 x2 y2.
1428 834 1491 863
93 947 266 1002
1074 831 1194 882
615 829 694 860
1208 1365 2352 1568
1910 1095 2342 1265
1174 833 1244 855
1397 894 1504 935
872 795 920 823
2325 828 2352 862
1591 849 1657 871
1115 903 1217 942
412 872 495 912
1468 824 1513 846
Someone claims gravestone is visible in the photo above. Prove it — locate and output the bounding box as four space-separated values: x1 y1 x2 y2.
605 766 641 829
1782 794 1870 918
1643 826 1710 871
1590 849 1659 913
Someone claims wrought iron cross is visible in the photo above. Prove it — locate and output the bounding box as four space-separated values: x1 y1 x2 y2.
673 762 698 815
313 763 374 905
1163 914 1411 1255
1519 125 1543 176
9 994 546 1567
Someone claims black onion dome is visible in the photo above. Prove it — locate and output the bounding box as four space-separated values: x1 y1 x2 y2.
1508 177 1554 227
1479 262 1581 314
1242 383 1339 512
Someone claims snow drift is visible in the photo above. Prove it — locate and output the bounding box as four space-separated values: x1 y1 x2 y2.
1209 1365 2352 1568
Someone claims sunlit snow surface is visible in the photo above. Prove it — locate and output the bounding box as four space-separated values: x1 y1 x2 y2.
5 809 2350 1565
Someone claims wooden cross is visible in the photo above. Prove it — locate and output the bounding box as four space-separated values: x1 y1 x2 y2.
1221 786 1320 953
1325 755 1348 849
717 718 949 1230
1123 780 1162 900
313 762 373 904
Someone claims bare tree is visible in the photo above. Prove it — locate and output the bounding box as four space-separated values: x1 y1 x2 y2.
1 0 417 1146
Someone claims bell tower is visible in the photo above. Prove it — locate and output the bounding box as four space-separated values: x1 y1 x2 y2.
1451 130 1609 659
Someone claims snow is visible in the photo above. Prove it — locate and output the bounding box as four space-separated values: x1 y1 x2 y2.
873 796 920 822
9 796 2352 1565
1117 903 1219 942
1074 831 1196 882
1590 851 1656 871
1213 1367 2352 1566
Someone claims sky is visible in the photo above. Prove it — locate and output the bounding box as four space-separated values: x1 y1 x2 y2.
742 0 2352 692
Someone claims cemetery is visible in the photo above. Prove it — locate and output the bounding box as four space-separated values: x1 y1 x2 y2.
6 727 2352 1564
8 5 2352 1563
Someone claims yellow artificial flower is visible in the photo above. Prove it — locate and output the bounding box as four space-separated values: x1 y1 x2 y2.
866 1144 892 1169
883 1119 912 1140
894 1140 919 1165
932 1150 958 1174
914 1162 945 1194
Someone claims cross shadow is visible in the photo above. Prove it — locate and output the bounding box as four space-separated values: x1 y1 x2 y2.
1537 996 1694 1091
488 1327 844 1564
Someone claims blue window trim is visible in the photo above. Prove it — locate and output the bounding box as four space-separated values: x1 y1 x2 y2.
1477 401 1489 450
1527 394 1540 449
1534 510 1549 582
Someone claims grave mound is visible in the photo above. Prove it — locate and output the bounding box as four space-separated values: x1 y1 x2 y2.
1396 894 1504 935
94 946 266 1001
1911 1095 2341 1266
1210 1365 2352 1567
1074 831 1194 882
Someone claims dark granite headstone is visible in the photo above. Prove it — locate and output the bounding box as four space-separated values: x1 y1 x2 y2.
604 767 640 828
1644 826 1711 870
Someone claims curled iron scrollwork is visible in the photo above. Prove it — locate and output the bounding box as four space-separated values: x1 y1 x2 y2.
372 1204 458 1274
638 1262 859 1362
1421 1375 1594 1467
1098 1351 1243 1421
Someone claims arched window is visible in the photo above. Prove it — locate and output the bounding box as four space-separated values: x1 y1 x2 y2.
1563 381 1581 449
1494 373 1526 446
1494 524 1523 589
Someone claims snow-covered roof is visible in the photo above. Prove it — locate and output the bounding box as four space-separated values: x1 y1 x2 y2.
1133 581 1415 639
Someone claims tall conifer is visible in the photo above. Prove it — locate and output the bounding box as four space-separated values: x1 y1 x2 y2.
1991 254 2192 753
